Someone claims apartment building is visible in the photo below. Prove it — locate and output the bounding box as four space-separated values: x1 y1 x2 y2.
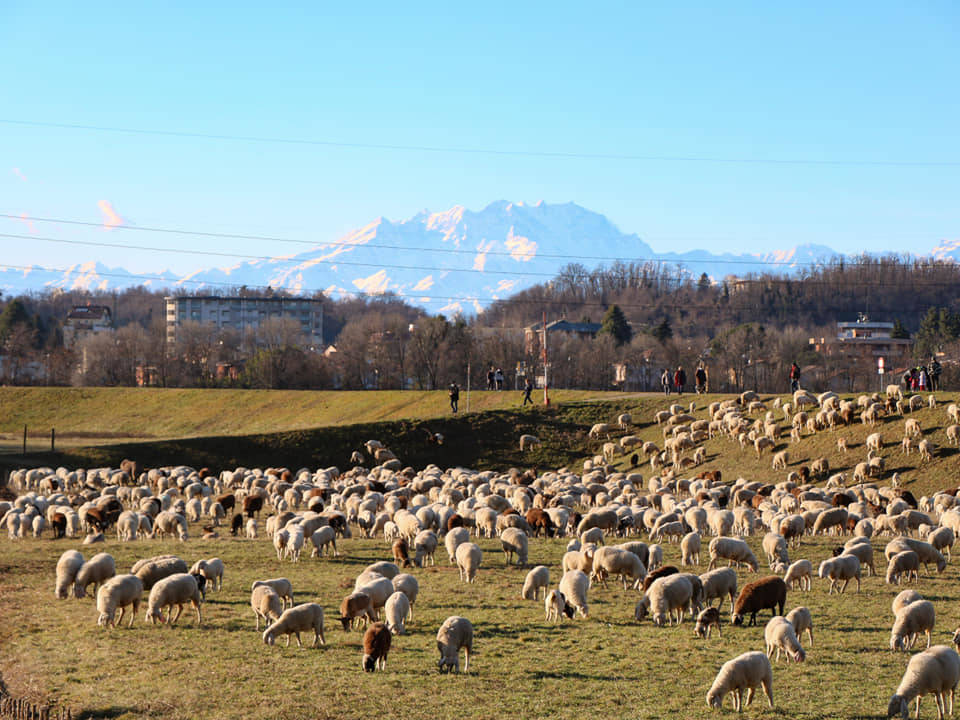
164 295 323 348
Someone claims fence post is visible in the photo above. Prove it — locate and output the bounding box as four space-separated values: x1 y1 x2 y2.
23 425 27 454
51 429 55 453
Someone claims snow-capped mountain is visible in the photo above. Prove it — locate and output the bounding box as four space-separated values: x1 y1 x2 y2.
4 200 947 312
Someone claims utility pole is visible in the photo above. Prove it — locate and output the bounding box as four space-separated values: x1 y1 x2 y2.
541 310 550 406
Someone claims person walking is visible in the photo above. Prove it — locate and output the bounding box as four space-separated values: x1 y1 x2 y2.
521 376 534 405
789 362 801 392
495 368 504 391
660 368 671 395
695 365 707 394
448 382 459 413
930 357 942 391
674 366 686 396
486 366 495 390
919 366 928 392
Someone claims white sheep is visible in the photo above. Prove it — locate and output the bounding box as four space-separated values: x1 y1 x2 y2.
818 554 861 594
131 555 188 591
785 606 814 647
96 574 144 628
445 527 471 564
591 547 646 590
699 567 738 612
893 589 924 616
436 616 473 673
392 574 419 619
887 551 921 585
558 569 589 619
246 518 258 539
384 591 411 635
636 574 694 626
708 537 759 572
251 578 294 609
188 557 224 594
887 645 960 720
251 584 283 631
456 542 483 583
891 600 936 651
145 573 202 626
764 616 806 662
782 559 814 591
55 549 84 599
706 651 774 711
681 531 701 566
521 566 550 600
74 552 116 599
263 603 326 648
519 434 540 452
310 526 338 558
500 527 528 567
545 589 569 622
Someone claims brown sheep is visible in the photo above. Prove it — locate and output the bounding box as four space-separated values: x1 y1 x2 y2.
392 539 412 568
731 576 787 627
243 495 264 519
362 622 391 671
642 565 679 592
339 592 376 631
446 514 464 531
216 493 236 515
525 508 556 537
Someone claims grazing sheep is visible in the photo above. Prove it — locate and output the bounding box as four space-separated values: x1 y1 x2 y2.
519 434 540 452
928 527 955 558
886 538 947 574
456 542 483 583
764 616 806 663
785 606 814 647
74 552 116 599
891 600 936 651
521 566 550 600
558 569 590 618
893 589 924 616
762 533 789 567
591 547 646 590
887 551 921 585
339 591 377 631
252 578 294 609
647 544 663 571
732 576 787 627
310 527 338 558
782 560 814 591
681 531 701 566
706 651 774 711
918 439 935 463
246 518 257 539
812 507 848 536
392 574 419 617
708 537 759 572
132 555 188 591
251 584 283 631
188 557 224 594
55 549 84 599
145 573 202 626
436 616 473 673
818 555 861 594
500 527 528 567
384 591 411 635
771 450 789 470
839 540 876 576
96 574 144 628
263 603 326 648
360 621 391 671
695 606 722 639
545 589 572 622
699 567 738 612
445 527 471 564
886 645 960 720
588 423 611 439
636 574 695 626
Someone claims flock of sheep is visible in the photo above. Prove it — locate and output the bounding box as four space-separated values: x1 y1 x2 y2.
5 386 960 716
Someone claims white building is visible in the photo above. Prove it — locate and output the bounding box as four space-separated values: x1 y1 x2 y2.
62 305 113 349
164 295 323 348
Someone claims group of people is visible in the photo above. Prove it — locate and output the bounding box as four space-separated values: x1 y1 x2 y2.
448 370 535 414
660 365 708 395
485 366 505 391
904 359 942 392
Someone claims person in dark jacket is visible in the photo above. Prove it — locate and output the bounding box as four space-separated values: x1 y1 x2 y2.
789 362 801 392
674 366 686 396
448 383 459 413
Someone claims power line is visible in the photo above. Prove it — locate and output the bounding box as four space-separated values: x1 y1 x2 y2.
1 212 951 270
3 117 959 167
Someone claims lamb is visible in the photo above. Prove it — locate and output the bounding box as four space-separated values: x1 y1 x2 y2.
891 600 936 651
456 542 483 583
132 555 188 591
681 531 701 567
782 559 814 591
521 565 550 600
918 438 935 463
731 576 787 626
817 554 861 594
591 547 646 590
764 616 806 662
145 573 202 626
886 645 960 720
699 567 738 611
436 616 473 673
706 651 774 711
771 449 789 470
188 557 224 594
519 434 540 452
635 574 695 626
74 552 116 599
339 591 377 630
886 551 921 585
558 569 589 618
545 589 572 622
695 606 722 639
96 574 144 628
762 532 789 567
384 591 411 635
55 549 84 599
500 527 528 566
251 584 284 631
252 578 294 609
263 603 326 648
708 537 759 572
246 518 257 539
310 527 338 558
785 606 814 646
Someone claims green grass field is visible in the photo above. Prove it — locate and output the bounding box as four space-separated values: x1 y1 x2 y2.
4 387 960 718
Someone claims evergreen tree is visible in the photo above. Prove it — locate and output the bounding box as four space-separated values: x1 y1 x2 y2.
0 299 31 343
651 317 673 344
890 318 910 339
599 304 632 346
697 273 711 293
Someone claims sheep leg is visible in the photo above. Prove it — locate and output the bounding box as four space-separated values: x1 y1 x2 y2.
169 604 183 626
762 679 774 708
193 601 202 625
745 686 756 707
732 689 741 712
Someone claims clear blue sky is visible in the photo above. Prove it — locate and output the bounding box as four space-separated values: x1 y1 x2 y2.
1 1 958 276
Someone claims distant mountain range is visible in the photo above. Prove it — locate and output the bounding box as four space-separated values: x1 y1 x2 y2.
2 201 957 313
